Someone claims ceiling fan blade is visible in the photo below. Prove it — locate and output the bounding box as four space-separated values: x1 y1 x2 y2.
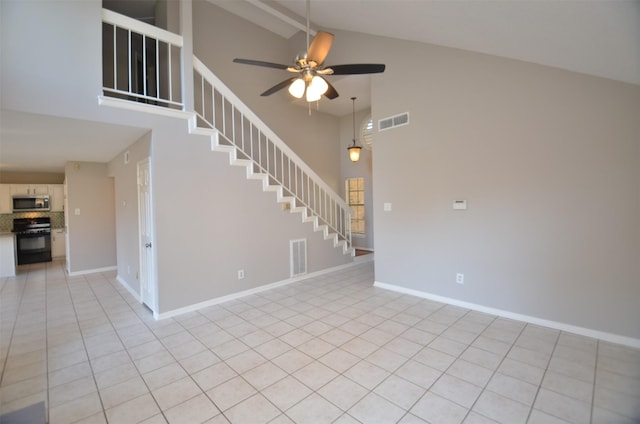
324 81 339 100
233 58 290 70
260 77 298 96
328 64 386 75
307 31 334 66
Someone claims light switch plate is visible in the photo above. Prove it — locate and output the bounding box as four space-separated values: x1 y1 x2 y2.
384 202 392 212
453 200 467 210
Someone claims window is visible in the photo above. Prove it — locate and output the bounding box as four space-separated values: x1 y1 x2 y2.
346 177 365 235
361 116 373 150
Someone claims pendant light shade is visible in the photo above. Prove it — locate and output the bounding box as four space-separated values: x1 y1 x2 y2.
288 78 305 98
348 145 361 162
348 97 362 163
305 76 328 102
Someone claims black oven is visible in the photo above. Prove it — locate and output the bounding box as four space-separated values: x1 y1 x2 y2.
13 218 52 265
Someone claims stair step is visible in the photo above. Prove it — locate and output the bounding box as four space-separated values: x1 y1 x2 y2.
279 196 295 205
264 185 281 192
212 145 234 153
231 159 252 167
247 172 267 180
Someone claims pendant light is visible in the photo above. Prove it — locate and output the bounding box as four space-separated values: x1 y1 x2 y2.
347 97 362 162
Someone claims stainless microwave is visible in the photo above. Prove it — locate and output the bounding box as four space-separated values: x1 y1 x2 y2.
12 195 50 212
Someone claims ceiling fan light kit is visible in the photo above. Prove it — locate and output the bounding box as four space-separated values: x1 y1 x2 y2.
233 0 385 105
288 78 306 98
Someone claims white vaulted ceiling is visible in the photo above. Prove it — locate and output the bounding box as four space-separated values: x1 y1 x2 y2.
211 0 639 117
235 0 640 87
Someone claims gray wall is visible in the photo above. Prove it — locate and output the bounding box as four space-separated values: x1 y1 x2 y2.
150 120 351 313
1 0 102 119
356 34 640 340
65 162 117 273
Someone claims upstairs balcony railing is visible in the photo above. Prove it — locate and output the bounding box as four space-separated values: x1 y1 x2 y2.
102 9 183 109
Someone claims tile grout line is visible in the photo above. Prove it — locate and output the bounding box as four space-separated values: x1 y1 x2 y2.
44 265 50 424
0 273 28 389
96 272 179 422
205 272 386 422
590 339 599 424
524 325 561 423
8 262 637 423
59 267 110 424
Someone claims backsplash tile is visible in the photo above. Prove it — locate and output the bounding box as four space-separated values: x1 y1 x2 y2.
0 212 65 232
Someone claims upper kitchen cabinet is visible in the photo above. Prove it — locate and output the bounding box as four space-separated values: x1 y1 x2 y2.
0 185 11 214
11 184 50 195
49 185 64 212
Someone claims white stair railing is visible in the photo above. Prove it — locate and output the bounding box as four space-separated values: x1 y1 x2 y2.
102 9 183 109
193 57 352 249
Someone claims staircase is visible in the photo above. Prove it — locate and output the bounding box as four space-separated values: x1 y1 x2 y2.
102 9 353 256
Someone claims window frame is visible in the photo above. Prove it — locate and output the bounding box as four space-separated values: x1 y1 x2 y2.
345 177 366 236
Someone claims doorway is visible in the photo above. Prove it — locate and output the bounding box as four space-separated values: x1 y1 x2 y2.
137 158 156 312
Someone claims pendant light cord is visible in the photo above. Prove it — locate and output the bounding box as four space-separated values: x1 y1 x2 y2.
352 97 357 144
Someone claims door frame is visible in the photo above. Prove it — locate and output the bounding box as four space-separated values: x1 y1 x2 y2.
137 158 158 316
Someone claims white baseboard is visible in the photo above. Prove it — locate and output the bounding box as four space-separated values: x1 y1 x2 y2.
116 275 141 303
67 265 117 277
374 281 640 349
156 262 359 320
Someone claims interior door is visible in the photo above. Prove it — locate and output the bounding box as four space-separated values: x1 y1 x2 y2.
137 159 156 312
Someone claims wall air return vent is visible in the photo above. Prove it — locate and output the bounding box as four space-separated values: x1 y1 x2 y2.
378 112 410 132
290 239 307 277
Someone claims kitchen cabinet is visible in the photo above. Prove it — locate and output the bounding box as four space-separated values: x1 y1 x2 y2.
52 228 66 258
11 184 50 195
0 185 11 214
0 234 16 277
49 185 64 212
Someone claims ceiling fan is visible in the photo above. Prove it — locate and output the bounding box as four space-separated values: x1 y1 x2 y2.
233 0 385 102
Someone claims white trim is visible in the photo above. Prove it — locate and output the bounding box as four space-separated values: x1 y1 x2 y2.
98 96 191 120
101 9 183 47
67 265 117 277
156 262 358 320
374 281 640 349
116 275 141 303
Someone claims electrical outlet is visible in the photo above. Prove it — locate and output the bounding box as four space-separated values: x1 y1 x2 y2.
237 269 245 280
456 273 464 284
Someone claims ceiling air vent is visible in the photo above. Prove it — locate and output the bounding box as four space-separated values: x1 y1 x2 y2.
378 112 410 132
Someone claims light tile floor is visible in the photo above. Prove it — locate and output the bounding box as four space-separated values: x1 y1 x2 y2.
1 260 639 424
